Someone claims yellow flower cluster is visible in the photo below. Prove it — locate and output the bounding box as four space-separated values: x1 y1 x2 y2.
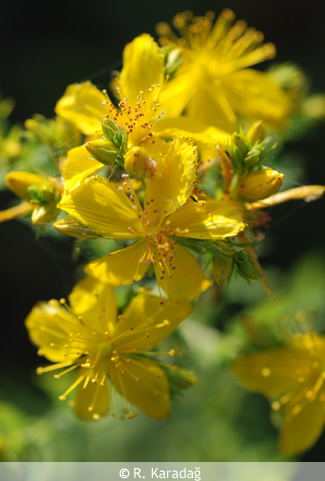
1 9 325 454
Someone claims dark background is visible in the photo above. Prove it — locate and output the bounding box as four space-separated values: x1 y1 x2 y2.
1 0 325 461
2 0 325 122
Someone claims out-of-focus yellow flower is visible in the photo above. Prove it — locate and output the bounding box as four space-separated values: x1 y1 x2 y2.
25 114 82 168
55 34 229 165
157 10 293 131
301 95 325 120
26 276 193 420
54 138 245 301
232 331 325 455
0 125 22 161
0 171 62 225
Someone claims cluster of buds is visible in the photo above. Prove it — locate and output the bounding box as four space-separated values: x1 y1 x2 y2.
207 240 259 284
216 121 284 204
4 172 62 225
228 122 275 174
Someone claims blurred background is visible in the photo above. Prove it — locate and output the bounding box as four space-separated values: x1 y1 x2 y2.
0 0 325 462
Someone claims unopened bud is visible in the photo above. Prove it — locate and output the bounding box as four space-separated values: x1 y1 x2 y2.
229 133 249 166
24 118 39 133
5 171 44 200
101 118 118 142
3 139 22 159
246 121 266 146
124 146 157 178
86 139 118 166
213 257 234 284
235 251 259 281
237 169 284 202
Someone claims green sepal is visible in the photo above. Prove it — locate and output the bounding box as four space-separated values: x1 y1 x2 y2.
158 363 196 399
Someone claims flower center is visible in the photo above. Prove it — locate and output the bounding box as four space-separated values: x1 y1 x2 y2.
98 342 113 357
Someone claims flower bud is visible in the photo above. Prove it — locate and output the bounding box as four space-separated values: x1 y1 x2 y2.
101 118 121 143
3 138 22 159
237 169 284 202
124 146 157 178
5 172 45 200
213 257 234 284
86 139 118 166
235 251 259 281
229 133 249 166
246 121 266 146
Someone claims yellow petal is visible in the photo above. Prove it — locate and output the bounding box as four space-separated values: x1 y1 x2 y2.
186 83 237 131
114 178 142 193
55 81 110 135
108 356 171 419
74 373 109 421
0 202 33 223
5 171 45 200
159 68 195 118
119 34 164 106
154 116 229 160
232 348 313 399
279 400 325 455
25 302 76 363
53 216 106 239
140 136 170 165
85 241 149 286
115 294 193 350
156 243 212 301
69 276 117 335
62 145 102 192
58 176 144 238
154 115 229 146
224 70 293 127
165 199 245 239
144 137 198 225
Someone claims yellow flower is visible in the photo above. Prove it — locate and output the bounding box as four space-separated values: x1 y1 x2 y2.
54 138 245 301
25 276 193 420
157 10 292 131
232 332 325 455
55 34 229 167
0 171 62 225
